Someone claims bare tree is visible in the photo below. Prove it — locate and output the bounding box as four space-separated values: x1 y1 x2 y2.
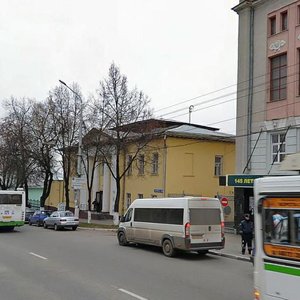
93 63 153 213
1 97 36 204
48 84 82 210
29 101 58 208
0 122 19 190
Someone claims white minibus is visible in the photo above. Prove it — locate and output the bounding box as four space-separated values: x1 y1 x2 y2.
254 176 300 300
117 197 225 257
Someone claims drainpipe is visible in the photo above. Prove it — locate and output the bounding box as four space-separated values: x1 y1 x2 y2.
247 4 254 171
163 135 167 197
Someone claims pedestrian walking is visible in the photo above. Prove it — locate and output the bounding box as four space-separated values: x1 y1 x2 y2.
239 213 254 255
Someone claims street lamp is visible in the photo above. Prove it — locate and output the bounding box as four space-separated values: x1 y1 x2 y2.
59 80 83 218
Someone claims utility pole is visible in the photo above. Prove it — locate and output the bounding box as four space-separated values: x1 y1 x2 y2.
59 80 83 220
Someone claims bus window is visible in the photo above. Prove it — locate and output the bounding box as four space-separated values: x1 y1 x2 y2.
264 210 289 244
293 213 300 244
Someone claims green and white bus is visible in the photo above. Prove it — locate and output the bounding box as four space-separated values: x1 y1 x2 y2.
254 176 300 300
0 190 26 231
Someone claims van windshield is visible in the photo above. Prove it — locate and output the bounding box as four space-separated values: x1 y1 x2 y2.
190 208 221 225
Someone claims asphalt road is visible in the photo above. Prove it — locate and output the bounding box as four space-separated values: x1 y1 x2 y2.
0 225 253 300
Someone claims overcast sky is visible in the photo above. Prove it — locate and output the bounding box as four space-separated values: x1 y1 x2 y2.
0 0 238 134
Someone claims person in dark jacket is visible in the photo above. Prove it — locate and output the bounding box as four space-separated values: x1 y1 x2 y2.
239 213 254 255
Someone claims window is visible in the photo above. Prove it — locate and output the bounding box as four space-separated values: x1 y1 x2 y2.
0 194 22 205
126 193 131 209
134 208 184 225
124 208 133 222
190 209 221 225
281 11 288 31
138 193 143 199
298 5 300 24
126 155 133 176
270 16 276 35
151 153 159 174
271 133 286 163
138 154 145 175
270 54 287 101
214 155 223 176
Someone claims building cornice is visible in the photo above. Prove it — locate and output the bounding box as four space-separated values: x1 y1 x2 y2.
232 0 268 13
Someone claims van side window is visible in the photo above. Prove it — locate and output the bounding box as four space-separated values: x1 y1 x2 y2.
124 208 133 222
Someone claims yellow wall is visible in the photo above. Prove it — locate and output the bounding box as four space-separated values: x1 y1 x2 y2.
166 137 234 197
45 180 75 209
119 136 235 218
122 140 165 213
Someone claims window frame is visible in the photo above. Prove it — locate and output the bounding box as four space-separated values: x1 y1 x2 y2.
271 132 286 163
138 154 145 175
126 155 133 176
281 11 288 31
269 16 276 36
151 152 159 175
214 155 223 177
270 53 287 102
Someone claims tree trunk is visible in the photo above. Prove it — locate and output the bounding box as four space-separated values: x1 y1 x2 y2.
114 178 121 212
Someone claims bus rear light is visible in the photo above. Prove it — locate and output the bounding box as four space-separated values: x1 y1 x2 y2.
185 222 191 238
254 289 260 300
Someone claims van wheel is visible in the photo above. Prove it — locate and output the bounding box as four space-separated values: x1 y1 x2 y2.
162 239 176 257
118 231 128 246
197 250 208 255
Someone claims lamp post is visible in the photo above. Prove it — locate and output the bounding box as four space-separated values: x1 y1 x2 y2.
59 80 83 219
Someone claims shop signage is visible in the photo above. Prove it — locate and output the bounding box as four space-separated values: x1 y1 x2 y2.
227 175 263 187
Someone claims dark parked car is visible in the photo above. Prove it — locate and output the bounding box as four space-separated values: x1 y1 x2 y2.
25 207 35 223
29 210 52 227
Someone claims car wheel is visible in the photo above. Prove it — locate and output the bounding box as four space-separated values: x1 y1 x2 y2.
118 231 128 246
37 221 41 227
43 222 47 229
29 221 32 226
72 226 77 231
162 239 176 257
54 224 59 231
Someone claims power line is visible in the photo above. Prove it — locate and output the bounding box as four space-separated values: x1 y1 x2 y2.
154 60 300 119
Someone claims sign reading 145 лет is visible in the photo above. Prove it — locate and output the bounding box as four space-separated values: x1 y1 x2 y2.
227 175 263 187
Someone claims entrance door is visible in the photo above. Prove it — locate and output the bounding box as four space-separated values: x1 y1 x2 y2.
95 191 103 212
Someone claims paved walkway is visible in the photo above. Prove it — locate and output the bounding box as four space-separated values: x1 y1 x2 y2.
79 218 252 262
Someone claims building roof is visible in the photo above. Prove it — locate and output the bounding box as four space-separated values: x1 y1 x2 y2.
165 124 235 142
113 118 219 133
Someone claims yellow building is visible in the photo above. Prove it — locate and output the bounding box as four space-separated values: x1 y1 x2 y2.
45 120 235 222
121 121 235 222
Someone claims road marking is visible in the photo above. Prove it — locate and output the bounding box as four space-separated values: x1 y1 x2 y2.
118 288 148 300
29 252 48 260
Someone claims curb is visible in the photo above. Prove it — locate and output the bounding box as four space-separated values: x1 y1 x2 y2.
209 250 251 262
78 226 117 232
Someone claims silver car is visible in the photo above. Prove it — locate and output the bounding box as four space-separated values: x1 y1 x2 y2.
43 211 79 231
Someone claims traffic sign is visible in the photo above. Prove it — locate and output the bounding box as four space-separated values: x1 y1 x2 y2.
221 197 229 207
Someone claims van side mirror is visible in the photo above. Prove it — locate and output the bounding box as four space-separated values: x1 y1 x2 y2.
120 216 125 222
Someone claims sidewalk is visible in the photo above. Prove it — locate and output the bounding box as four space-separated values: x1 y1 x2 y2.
209 233 251 262
79 219 251 262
